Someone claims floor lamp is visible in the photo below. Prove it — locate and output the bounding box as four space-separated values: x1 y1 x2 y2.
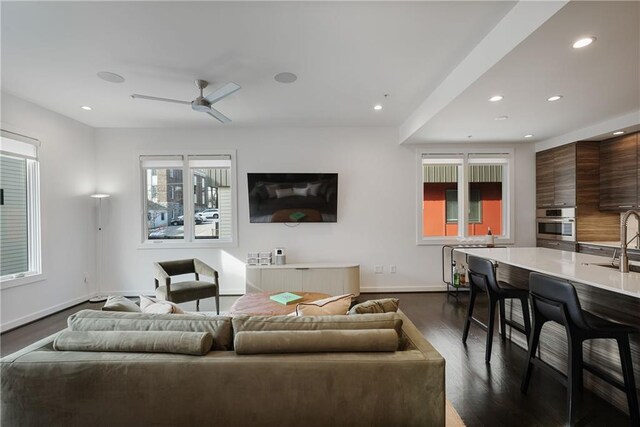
89 193 110 303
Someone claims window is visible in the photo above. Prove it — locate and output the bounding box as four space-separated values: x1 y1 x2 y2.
419 150 512 244
140 153 236 246
446 189 481 223
0 130 42 283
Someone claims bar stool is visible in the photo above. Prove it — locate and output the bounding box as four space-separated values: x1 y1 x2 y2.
521 272 640 426
462 255 532 363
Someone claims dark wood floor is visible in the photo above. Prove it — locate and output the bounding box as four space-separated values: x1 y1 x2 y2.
1 293 633 426
360 292 631 427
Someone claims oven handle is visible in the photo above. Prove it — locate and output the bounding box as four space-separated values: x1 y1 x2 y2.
537 218 575 223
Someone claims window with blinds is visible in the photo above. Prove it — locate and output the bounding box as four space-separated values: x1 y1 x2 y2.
140 153 236 245
0 130 41 282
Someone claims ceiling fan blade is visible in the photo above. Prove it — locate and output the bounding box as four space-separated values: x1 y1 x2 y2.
204 82 241 104
131 94 191 105
206 107 232 124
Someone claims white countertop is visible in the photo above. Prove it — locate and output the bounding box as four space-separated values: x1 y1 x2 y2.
454 247 640 299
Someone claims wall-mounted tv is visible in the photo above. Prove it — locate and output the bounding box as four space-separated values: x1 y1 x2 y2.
248 173 338 223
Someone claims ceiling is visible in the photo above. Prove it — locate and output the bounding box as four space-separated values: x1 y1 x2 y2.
1 1 638 144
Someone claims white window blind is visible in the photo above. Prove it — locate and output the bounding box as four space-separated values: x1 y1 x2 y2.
0 130 41 280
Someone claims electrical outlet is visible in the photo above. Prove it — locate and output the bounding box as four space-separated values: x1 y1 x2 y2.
374 265 383 274
390 265 397 274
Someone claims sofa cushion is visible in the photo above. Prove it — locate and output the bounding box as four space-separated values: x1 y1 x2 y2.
67 310 232 350
234 329 398 354
101 296 141 313
294 293 353 316
139 295 185 314
233 312 403 337
53 330 213 356
348 298 399 315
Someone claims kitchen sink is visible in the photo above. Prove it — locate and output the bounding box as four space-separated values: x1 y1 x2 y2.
585 262 640 273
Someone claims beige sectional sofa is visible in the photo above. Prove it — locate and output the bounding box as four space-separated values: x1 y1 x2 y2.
1 310 445 427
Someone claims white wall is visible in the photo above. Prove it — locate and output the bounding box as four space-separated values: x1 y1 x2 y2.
95 127 536 296
1 93 96 330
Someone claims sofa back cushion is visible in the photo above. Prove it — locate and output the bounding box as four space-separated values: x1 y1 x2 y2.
232 312 403 336
67 310 232 351
234 329 398 354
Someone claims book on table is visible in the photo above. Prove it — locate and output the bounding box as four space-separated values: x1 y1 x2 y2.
270 292 303 305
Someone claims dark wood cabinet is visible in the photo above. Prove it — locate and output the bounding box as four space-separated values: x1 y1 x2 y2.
600 133 639 210
554 144 576 207
578 243 616 258
537 239 576 252
536 143 576 207
536 150 555 207
536 141 620 246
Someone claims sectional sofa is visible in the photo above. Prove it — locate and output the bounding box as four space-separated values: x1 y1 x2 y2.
1 309 445 426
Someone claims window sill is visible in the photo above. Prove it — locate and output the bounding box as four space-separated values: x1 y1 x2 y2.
0 273 46 290
416 237 514 246
138 240 237 250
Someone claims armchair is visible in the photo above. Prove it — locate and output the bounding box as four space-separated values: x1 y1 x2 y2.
153 258 220 313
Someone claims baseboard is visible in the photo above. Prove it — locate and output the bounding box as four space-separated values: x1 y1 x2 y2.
360 284 457 293
1 293 93 332
101 289 246 297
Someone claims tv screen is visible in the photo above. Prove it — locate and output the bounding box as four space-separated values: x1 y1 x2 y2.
248 173 338 223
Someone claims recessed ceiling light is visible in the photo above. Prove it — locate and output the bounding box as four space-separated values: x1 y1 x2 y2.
547 95 563 102
97 71 125 83
613 131 625 135
81 105 92 111
274 72 297 84
524 134 534 138
573 37 596 49
373 104 383 111
489 95 503 102
494 115 508 121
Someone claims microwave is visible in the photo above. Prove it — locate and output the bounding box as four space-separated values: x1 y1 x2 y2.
536 208 576 241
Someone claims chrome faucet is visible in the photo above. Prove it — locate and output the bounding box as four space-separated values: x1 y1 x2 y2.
620 210 640 273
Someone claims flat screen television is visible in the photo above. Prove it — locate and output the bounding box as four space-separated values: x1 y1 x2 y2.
247 173 338 223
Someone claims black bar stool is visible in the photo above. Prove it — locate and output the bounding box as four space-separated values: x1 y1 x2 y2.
521 272 640 426
462 255 532 363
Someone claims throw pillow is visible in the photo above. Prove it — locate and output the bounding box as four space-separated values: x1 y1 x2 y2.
295 294 353 316
275 187 294 199
306 182 323 196
139 295 185 314
101 295 141 312
348 298 399 315
292 186 309 197
265 184 279 198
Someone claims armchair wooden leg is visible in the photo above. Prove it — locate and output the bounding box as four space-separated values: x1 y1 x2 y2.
196 299 200 312
215 293 220 315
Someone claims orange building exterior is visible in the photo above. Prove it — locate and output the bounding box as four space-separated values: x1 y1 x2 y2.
423 182 502 237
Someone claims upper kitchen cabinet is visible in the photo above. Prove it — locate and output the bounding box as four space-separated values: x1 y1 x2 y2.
600 133 639 211
536 143 576 207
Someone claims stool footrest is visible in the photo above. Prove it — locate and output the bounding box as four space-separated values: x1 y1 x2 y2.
504 319 527 335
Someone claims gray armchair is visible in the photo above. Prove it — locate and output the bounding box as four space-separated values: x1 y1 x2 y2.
153 259 220 313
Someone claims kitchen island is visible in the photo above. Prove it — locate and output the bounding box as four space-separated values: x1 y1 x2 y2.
453 247 640 415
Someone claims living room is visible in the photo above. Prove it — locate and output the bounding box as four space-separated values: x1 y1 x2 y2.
1 1 639 426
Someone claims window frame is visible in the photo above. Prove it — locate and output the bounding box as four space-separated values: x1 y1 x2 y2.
416 147 514 246
138 150 238 249
0 129 43 288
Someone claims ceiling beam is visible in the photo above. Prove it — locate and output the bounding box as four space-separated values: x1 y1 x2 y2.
535 110 640 152
399 0 569 145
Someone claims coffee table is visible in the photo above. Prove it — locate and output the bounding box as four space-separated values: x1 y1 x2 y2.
271 209 323 223
228 291 330 316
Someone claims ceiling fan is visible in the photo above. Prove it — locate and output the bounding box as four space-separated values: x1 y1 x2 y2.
131 79 240 123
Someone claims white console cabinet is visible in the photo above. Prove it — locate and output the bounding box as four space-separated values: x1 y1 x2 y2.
246 263 360 296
